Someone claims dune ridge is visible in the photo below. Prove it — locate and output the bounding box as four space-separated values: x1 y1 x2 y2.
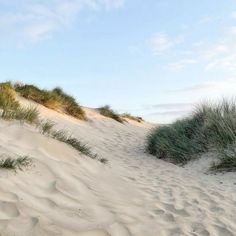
0 97 235 236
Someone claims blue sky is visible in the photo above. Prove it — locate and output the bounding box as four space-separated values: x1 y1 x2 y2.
1 0 236 123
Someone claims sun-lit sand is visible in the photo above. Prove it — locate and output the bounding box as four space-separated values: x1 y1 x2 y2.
0 97 235 236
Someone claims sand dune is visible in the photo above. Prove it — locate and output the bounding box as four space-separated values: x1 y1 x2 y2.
0 98 235 236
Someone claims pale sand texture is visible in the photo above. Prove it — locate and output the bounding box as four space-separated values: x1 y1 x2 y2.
0 97 235 236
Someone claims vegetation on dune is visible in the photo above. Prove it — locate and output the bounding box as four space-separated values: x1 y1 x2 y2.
15 84 86 120
122 113 143 123
39 119 55 135
0 82 101 162
97 106 144 123
0 82 39 123
50 129 98 159
0 155 32 171
0 82 20 114
210 154 236 172
37 120 103 161
146 99 236 172
97 105 124 123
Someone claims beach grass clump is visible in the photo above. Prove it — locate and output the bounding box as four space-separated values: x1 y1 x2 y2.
0 156 32 171
210 156 236 172
1 106 39 124
15 84 86 120
0 82 20 115
39 120 55 135
97 105 124 123
146 99 236 171
51 129 97 159
0 82 39 123
13 107 39 124
147 116 206 164
122 113 143 123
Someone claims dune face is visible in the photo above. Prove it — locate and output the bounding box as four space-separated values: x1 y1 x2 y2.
0 99 235 236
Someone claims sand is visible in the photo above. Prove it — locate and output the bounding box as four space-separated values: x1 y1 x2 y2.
0 97 235 236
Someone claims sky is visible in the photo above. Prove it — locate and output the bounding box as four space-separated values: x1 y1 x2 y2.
1 0 236 123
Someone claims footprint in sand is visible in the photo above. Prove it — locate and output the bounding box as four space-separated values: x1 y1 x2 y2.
162 203 190 217
190 223 210 236
108 222 131 236
0 191 18 202
0 201 19 219
1 216 62 236
213 225 234 236
78 229 110 236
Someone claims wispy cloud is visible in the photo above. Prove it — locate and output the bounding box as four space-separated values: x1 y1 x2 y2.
163 24 236 74
148 110 189 117
149 103 192 110
231 11 236 18
0 0 125 44
169 78 236 96
144 102 194 123
150 32 184 55
165 59 198 71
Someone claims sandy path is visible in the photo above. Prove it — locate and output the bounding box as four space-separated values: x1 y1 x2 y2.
0 99 235 236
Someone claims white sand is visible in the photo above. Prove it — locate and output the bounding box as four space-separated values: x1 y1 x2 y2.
0 98 235 236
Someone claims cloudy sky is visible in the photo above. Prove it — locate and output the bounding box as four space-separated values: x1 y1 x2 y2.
1 0 236 123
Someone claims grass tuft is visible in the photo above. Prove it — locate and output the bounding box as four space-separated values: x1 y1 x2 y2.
97 105 124 123
0 156 32 171
0 82 39 123
210 157 236 172
50 129 97 159
15 84 86 120
122 113 143 123
0 82 20 114
39 120 55 134
146 99 236 171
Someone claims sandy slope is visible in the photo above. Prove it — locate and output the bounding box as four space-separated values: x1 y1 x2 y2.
0 98 235 236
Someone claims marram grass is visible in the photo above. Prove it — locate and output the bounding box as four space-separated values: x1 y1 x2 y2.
97 105 124 123
15 84 86 120
0 156 32 171
147 99 236 172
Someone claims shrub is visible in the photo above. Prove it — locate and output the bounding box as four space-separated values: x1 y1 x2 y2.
97 105 124 123
146 99 236 171
122 113 143 123
0 156 32 171
15 84 86 120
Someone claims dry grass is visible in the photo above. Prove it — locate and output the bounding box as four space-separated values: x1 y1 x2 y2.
0 82 39 123
97 105 124 123
122 113 143 123
15 84 86 120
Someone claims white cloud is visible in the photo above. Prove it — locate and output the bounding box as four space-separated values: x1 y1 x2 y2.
164 25 236 74
231 11 236 19
0 0 125 43
150 33 184 55
198 16 215 24
228 26 236 34
166 59 198 71
169 78 236 97
144 102 194 123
